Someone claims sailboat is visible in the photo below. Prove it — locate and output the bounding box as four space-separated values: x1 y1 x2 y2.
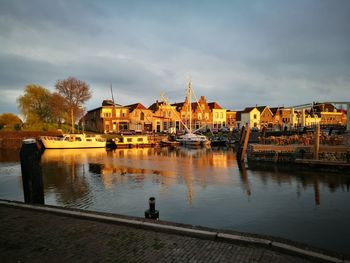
176 81 211 147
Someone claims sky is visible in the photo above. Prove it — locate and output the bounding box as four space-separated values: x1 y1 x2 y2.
0 0 349 116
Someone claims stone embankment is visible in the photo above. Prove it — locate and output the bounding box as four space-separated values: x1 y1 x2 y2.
1 200 348 263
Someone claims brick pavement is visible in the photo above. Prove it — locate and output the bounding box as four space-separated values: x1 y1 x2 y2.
0 205 323 262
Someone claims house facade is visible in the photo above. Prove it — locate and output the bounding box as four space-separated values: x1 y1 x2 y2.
208 102 226 130
84 100 130 133
148 101 181 133
126 103 154 132
258 106 274 128
226 110 236 130
237 107 260 129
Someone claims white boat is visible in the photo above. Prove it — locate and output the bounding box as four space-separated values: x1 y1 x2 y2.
177 133 210 146
40 134 106 149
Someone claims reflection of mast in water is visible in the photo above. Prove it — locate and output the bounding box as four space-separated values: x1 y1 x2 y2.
238 161 251 196
179 148 195 207
313 178 320 205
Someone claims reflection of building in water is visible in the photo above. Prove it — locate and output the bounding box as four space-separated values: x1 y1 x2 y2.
42 148 108 164
41 152 93 207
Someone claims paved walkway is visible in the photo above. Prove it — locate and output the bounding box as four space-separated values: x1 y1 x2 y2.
0 203 341 263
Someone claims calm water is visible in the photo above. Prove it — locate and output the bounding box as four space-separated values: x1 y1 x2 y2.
0 147 349 255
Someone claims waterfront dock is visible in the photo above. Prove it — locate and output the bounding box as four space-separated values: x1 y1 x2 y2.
0 200 347 263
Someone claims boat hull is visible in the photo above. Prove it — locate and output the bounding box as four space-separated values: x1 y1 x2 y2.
40 135 106 149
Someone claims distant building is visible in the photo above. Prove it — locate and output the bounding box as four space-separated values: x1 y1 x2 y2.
257 106 274 128
312 103 343 126
236 107 260 129
226 110 237 130
208 102 226 129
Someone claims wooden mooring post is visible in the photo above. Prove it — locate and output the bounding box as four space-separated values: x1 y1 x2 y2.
237 125 251 162
241 126 251 162
20 139 44 204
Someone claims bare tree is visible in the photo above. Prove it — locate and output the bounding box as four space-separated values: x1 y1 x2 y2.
55 77 92 133
49 92 67 127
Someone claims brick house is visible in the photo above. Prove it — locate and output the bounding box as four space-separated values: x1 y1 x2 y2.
126 103 154 132
84 100 130 133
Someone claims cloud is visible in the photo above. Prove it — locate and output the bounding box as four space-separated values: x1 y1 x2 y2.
0 0 349 116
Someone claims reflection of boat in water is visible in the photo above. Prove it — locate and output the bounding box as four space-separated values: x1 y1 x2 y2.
109 135 153 148
160 138 180 147
41 148 108 162
40 134 106 149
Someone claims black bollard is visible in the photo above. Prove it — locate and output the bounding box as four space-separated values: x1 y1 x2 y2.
145 197 159 220
20 139 44 204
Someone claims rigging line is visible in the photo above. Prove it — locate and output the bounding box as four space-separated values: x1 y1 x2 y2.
191 84 213 135
161 92 190 133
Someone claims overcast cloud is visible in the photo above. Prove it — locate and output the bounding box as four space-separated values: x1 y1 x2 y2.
0 0 349 115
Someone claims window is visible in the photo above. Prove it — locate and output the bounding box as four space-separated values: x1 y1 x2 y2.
141 112 145 121
215 112 218 118
168 111 172 118
254 114 257 119
198 113 202 120
127 138 132 143
220 112 223 119
205 113 209 120
137 138 143 142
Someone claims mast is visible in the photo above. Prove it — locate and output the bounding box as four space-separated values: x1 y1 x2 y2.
188 81 192 133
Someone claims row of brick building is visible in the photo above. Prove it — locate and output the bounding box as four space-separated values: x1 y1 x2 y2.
83 98 347 134
84 96 227 133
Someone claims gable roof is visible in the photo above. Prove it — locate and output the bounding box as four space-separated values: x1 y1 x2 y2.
125 103 147 111
171 102 185 112
242 107 256 113
148 101 165 111
208 102 222 109
256 106 267 113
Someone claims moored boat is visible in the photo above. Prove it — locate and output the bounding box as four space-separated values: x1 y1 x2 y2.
40 134 106 149
110 134 152 148
174 81 210 147
177 133 210 147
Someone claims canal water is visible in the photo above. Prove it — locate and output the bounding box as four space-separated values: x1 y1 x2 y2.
0 147 349 255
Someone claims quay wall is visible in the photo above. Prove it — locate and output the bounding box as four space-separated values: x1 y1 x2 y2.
248 144 350 164
0 131 63 150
